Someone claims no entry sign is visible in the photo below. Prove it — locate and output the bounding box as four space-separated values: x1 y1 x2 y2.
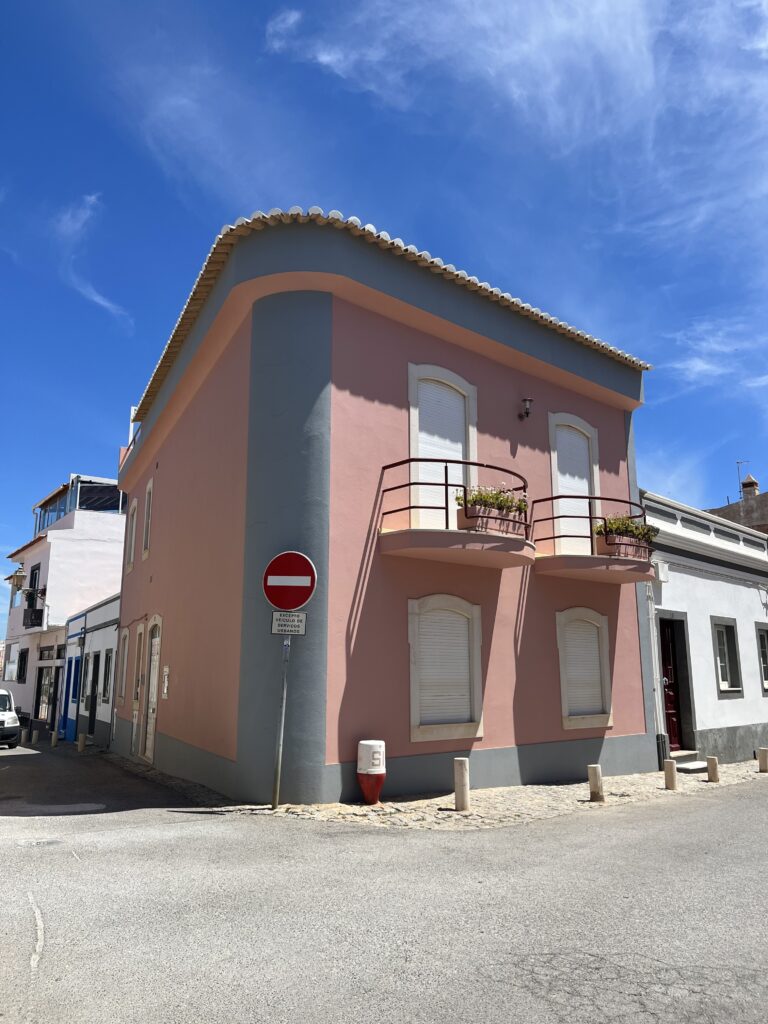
263 551 317 611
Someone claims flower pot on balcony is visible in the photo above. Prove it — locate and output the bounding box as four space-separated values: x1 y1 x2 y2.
457 506 526 535
595 535 649 559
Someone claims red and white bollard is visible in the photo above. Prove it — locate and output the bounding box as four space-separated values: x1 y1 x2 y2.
357 740 386 805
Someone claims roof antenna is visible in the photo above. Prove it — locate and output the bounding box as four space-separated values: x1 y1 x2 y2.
737 459 750 500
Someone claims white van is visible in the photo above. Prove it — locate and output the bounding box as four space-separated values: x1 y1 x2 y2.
0 689 20 748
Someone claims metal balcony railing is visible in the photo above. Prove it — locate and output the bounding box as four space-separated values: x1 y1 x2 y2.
529 495 651 557
380 458 529 534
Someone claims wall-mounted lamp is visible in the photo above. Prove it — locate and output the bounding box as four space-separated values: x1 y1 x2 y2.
518 398 534 421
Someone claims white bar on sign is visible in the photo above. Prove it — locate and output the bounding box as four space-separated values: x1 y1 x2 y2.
267 575 312 587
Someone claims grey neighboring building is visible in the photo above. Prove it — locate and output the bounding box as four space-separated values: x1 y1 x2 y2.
708 474 768 534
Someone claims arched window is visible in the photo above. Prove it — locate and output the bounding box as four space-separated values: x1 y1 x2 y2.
408 594 483 741
548 413 600 555
142 479 153 557
409 364 478 529
126 498 138 570
556 607 612 729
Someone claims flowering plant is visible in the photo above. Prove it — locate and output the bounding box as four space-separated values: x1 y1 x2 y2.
594 516 659 544
455 484 528 515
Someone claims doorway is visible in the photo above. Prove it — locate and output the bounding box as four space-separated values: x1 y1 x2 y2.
142 625 161 762
87 651 100 736
413 375 471 529
553 423 594 555
60 659 72 737
658 617 694 752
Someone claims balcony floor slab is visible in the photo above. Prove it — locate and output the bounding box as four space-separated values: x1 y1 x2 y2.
534 553 655 584
379 529 536 569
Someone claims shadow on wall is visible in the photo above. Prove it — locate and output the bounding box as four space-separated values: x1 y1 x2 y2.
511 574 619 784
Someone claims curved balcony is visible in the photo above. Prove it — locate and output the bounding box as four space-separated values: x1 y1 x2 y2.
379 458 536 569
530 495 655 584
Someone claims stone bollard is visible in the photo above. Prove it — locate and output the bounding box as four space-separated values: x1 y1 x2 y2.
587 764 604 803
77 732 87 753
454 757 470 812
758 748 768 773
707 755 720 783
50 731 58 749
30 729 39 746
20 728 29 745
664 759 677 791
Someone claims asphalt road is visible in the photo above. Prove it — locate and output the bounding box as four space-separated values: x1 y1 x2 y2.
2 745 767 1023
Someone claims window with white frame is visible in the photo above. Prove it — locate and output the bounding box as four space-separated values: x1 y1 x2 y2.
102 648 113 702
126 498 138 569
711 619 742 692
408 594 483 741
117 629 129 701
142 480 153 557
408 364 478 530
548 413 600 556
3 643 19 681
757 626 768 691
134 626 144 701
556 607 612 729
80 654 90 704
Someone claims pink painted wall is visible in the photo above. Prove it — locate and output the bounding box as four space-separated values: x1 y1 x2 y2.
116 315 250 760
327 297 646 766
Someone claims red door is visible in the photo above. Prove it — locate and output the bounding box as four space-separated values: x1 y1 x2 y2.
659 619 682 751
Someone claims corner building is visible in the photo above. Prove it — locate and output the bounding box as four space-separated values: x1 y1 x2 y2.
114 208 658 803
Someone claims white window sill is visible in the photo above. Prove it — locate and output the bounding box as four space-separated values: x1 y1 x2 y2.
562 713 613 730
411 721 483 743
718 684 743 694
141 549 150 561
125 562 134 574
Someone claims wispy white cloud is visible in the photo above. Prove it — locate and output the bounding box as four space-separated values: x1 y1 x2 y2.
266 1 768 251
51 194 132 327
638 430 738 507
112 49 318 213
265 9 303 53
660 317 768 390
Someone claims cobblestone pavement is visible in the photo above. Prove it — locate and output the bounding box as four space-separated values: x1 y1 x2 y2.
250 759 767 830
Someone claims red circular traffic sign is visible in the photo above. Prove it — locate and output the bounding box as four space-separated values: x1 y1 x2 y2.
263 551 317 611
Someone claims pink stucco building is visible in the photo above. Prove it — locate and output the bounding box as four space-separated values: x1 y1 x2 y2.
113 207 657 802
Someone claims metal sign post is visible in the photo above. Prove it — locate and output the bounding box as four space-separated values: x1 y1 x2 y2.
263 551 318 810
272 634 292 810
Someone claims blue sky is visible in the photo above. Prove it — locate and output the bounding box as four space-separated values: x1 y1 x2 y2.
2 0 767 631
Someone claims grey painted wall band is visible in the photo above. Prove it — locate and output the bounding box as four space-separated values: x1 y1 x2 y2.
235 291 333 804
652 542 768 582
128 223 644 466
146 727 657 804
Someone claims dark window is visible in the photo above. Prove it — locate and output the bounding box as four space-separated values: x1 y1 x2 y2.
102 649 113 702
72 660 81 702
39 646 54 661
78 482 121 512
27 564 40 609
56 644 66 660
17 649 28 684
757 627 768 689
712 620 742 692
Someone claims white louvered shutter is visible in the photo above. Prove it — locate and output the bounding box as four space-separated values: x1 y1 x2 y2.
417 609 472 724
416 380 467 528
562 619 604 715
555 425 592 554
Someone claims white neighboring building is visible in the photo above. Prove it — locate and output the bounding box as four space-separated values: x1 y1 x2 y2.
643 490 768 763
63 594 120 747
3 475 125 730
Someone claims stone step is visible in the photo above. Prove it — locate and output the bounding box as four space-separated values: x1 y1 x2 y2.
669 749 699 764
676 760 708 774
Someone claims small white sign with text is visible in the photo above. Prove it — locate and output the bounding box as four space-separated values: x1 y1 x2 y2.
271 611 307 636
